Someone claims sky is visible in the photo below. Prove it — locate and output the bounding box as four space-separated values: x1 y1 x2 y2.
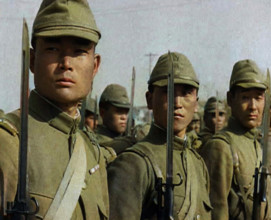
1 0 271 112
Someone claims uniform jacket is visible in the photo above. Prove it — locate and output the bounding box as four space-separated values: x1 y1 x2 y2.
95 125 119 144
108 123 212 220
0 90 109 219
200 117 265 220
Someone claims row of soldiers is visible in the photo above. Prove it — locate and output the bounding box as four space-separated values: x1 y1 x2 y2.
0 0 270 219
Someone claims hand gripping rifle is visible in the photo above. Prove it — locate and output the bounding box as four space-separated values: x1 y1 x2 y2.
126 67 136 136
252 69 271 220
157 51 182 220
6 19 39 219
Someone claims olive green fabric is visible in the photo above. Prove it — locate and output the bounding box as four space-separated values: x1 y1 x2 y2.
108 124 212 219
0 91 109 219
84 126 117 165
95 125 119 144
186 130 202 150
229 59 267 90
148 52 199 88
32 0 101 45
99 84 130 109
204 97 226 113
200 117 267 220
100 136 137 155
197 127 214 153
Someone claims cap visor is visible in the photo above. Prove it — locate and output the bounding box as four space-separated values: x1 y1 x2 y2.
34 27 100 43
235 82 267 89
111 103 130 109
152 78 199 88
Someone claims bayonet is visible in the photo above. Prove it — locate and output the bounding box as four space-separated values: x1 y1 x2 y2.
79 98 87 130
93 95 98 129
6 18 39 219
215 91 219 133
156 52 182 220
164 51 175 220
252 69 271 220
126 67 136 136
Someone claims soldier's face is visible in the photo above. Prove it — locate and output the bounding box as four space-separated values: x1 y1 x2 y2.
228 87 265 129
30 37 100 116
101 105 129 134
85 112 98 130
204 112 226 133
146 84 198 138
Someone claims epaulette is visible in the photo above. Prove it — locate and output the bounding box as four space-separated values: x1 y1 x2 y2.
0 117 18 136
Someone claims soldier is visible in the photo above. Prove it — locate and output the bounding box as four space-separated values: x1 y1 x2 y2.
95 84 130 143
200 59 268 220
187 111 201 133
198 96 227 147
85 97 99 131
0 0 109 219
107 52 212 219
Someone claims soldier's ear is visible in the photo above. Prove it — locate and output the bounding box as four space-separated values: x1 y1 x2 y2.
92 53 101 78
146 91 153 110
30 48 35 74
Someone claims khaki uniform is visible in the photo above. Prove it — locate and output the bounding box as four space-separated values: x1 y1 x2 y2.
95 125 120 144
200 117 264 220
186 130 202 150
100 136 136 155
108 124 212 220
196 127 213 154
84 127 117 165
0 91 109 219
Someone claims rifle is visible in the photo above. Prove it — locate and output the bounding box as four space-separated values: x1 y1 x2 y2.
126 66 136 136
79 98 87 130
252 69 271 220
6 19 39 219
93 95 98 129
157 51 182 220
215 91 219 133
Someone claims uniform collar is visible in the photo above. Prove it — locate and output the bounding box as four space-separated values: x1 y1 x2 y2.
227 116 260 139
145 123 188 150
95 124 121 139
29 90 80 135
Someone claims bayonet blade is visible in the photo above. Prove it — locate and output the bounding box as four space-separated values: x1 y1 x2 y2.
165 51 174 220
18 18 30 204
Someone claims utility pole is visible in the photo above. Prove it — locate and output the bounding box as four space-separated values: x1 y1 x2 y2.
145 53 158 75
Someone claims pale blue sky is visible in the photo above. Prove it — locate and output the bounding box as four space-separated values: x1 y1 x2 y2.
1 0 271 112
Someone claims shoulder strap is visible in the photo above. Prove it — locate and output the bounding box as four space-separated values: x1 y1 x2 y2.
218 131 252 218
125 144 164 180
44 132 87 220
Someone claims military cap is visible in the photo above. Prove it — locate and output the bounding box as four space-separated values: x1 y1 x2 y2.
86 97 98 115
204 97 226 113
32 0 101 45
100 84 130 109
229 59 267 90
148 52 199 88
